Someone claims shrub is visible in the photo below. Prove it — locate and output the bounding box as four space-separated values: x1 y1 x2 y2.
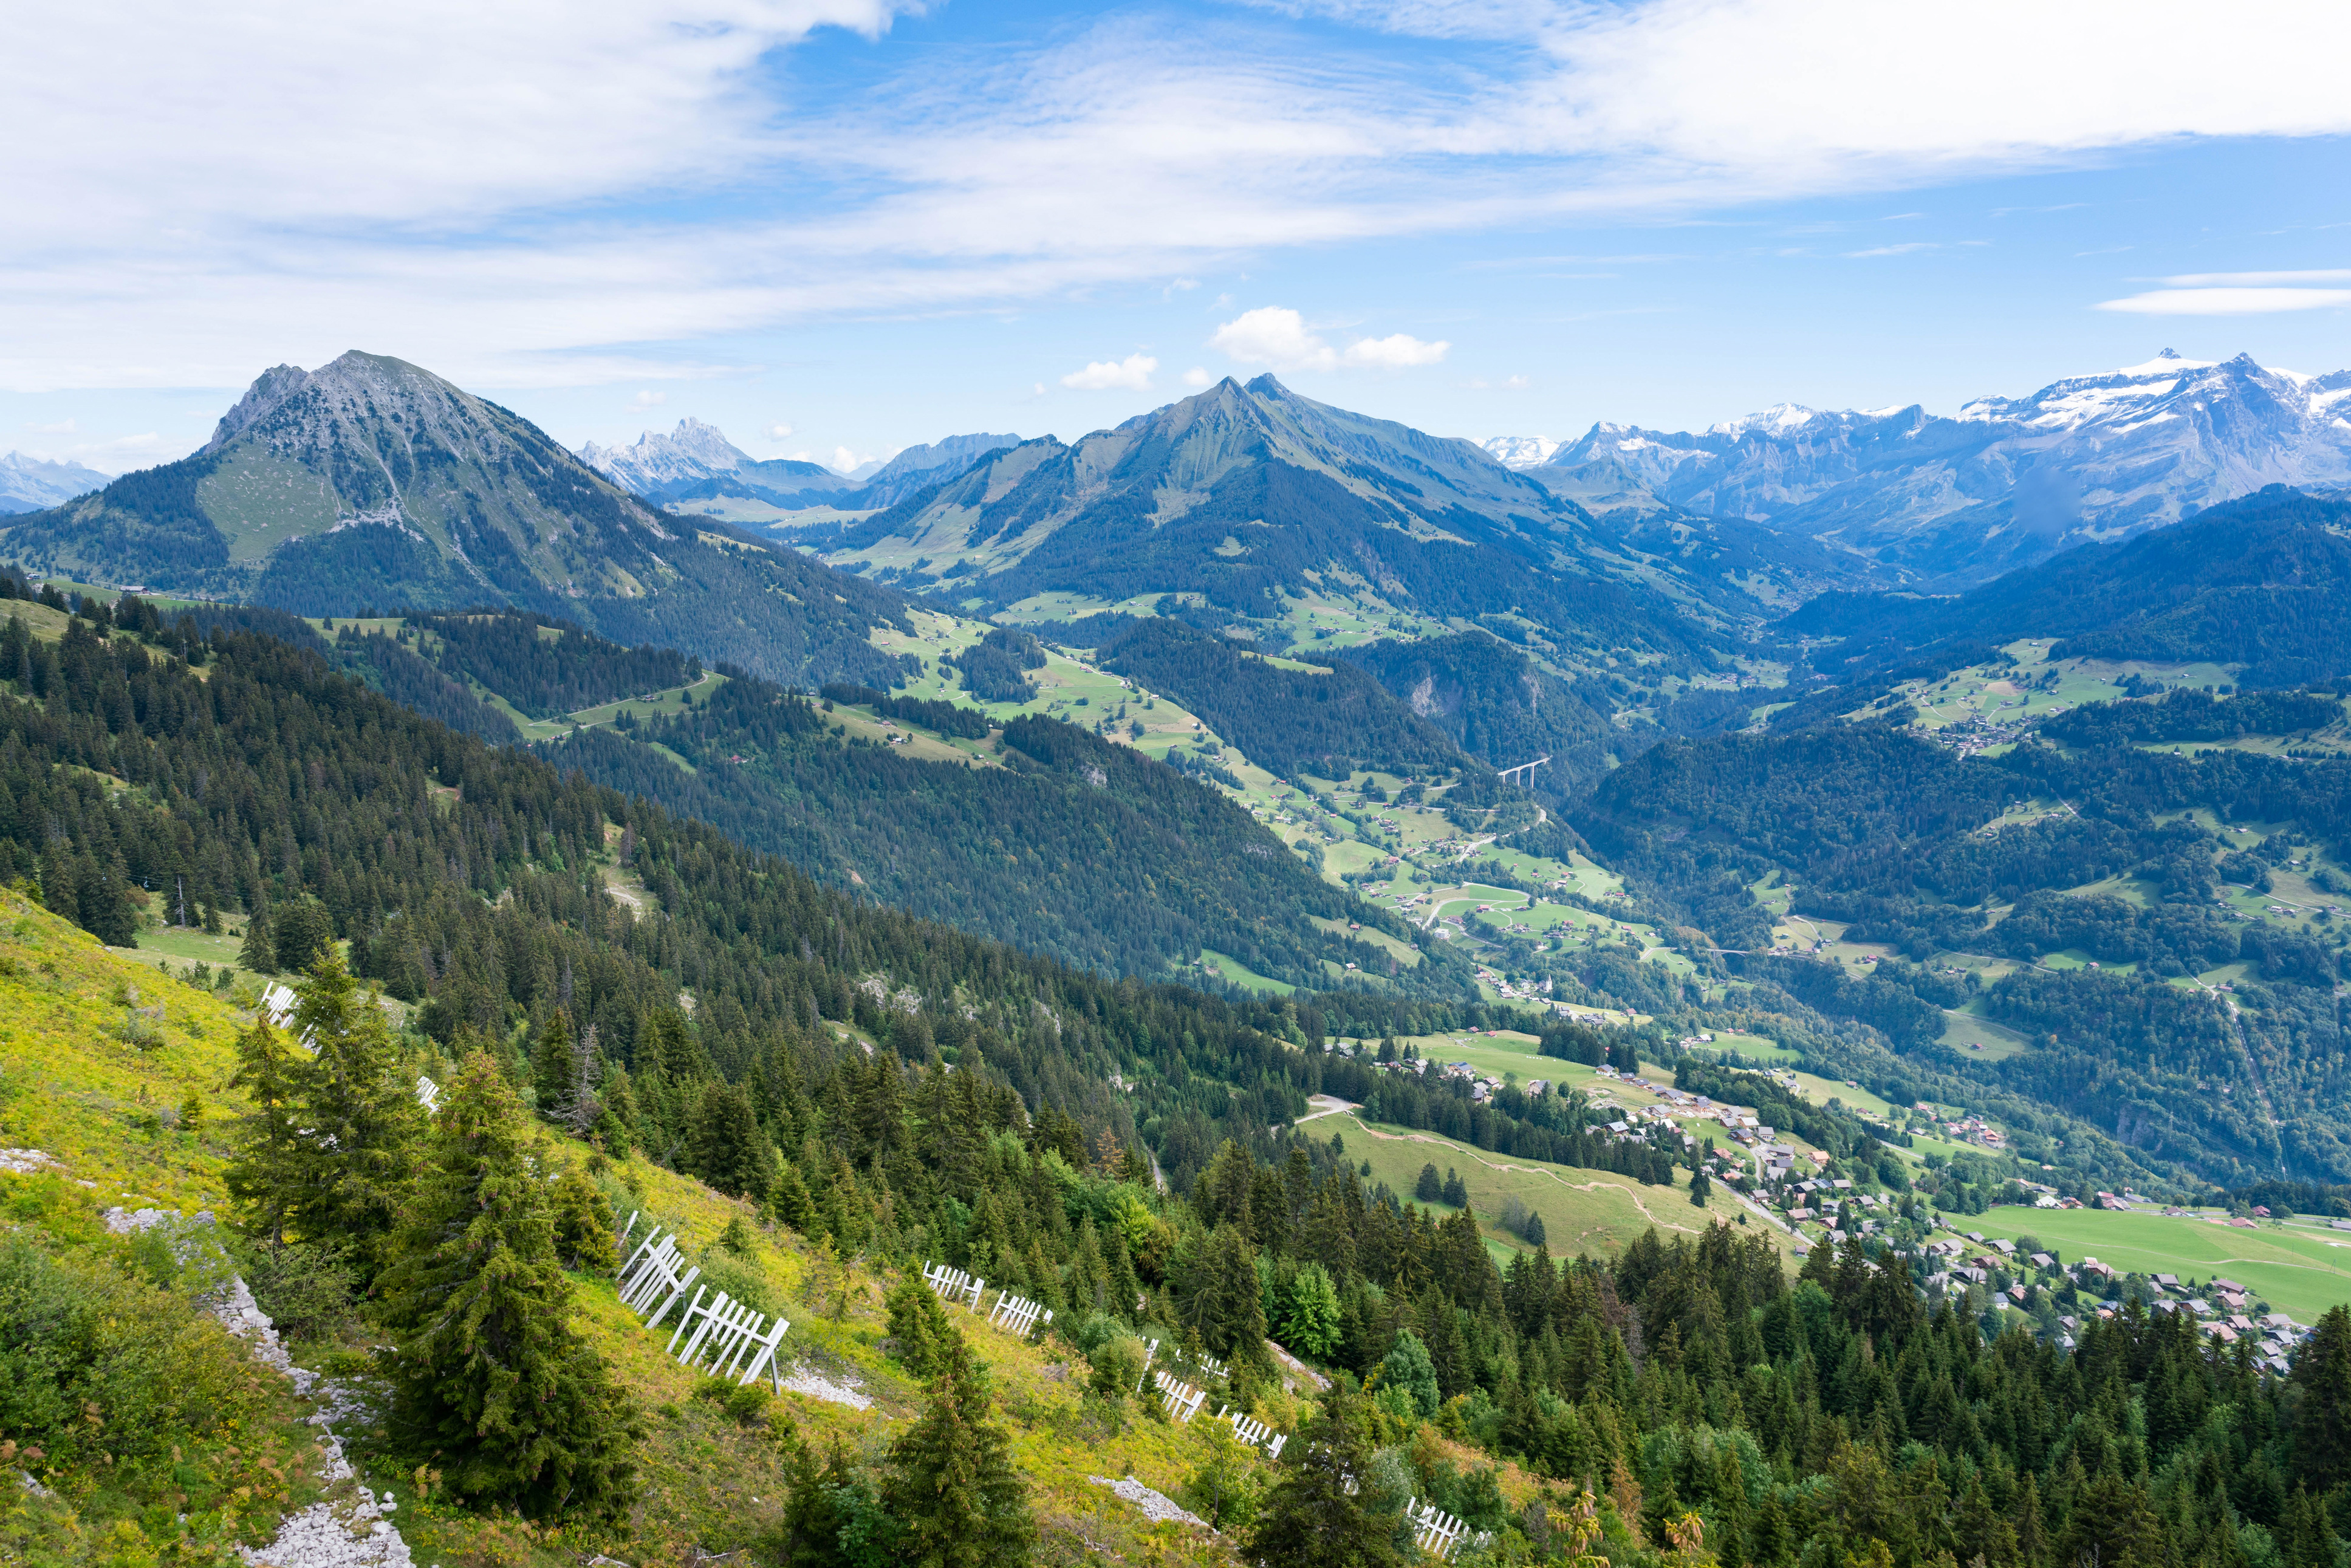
1087 1334 1148 1402
0 1233 278 1475
239 1241 360 1343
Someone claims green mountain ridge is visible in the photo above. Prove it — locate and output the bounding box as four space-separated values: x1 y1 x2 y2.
0 352 913 687
801 375 1810 659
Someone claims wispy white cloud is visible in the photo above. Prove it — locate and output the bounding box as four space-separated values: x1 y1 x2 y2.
767 421 795 439
2096 287 2351 315
1182 366 1212 387
632 389 668 408
1061 352 1158 391
2152 269 2351 286
1210 307 1448 372
1846 242 1938 258
7 0 2351 389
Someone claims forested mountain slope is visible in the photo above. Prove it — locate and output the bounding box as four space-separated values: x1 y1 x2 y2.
536 679 1431 988
278 603 1420 987
1785 487 2351 695
1573 721 2351 1183
0 352 913 686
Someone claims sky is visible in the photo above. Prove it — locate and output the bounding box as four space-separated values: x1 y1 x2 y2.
5 0 2350 476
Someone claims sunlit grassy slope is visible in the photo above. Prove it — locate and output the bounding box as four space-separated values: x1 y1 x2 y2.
0 895 1552 1567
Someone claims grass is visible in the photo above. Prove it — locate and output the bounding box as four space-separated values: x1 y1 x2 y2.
1191 948 1298 996
1331 1108 1788 1264
1967 1205 2351 1323
0 894 1498 1567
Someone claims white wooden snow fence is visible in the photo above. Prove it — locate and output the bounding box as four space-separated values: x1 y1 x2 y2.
1406 1497 1492 1561
1151 1366 1208 1423
1216 1405 1287 1460
921 1260 1055 1341
614 1213 790 1391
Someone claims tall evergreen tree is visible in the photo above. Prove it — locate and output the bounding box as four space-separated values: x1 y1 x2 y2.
285 948 423 1268
532 1008 575 1123
1245 1379 1408 1568
222 1016 306 1247
2290 1304 2351 1489
239 900 276 974
377 1051 640 1516
877 1334 1032 1568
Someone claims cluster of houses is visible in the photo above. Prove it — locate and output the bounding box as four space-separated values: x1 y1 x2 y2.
1915 1237 2312 1371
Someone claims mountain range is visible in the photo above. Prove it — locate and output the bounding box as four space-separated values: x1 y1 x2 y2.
796 373 1858 669
0 451 109 515
1489 349 2351 584
579 419 1021 513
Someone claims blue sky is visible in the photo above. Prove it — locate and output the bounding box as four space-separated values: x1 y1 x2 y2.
5 0 2349 474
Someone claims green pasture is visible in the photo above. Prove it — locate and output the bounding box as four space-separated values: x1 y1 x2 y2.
1970 1205 2351 1323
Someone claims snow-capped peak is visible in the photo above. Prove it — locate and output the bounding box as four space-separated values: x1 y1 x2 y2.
1710 402 1821 437
1479 435 1559 469
2113 348 2216 377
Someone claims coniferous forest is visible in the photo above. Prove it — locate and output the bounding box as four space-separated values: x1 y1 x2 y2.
4 578 2351 1568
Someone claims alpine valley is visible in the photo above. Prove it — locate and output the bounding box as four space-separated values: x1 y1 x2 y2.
10 344 2351 1568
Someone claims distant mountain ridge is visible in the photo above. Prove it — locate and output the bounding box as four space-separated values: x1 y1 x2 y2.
806 374 1835 660
0 451 109 515
578 420 1021 512
1785 485 2351 693
0 352 914 685
1492 350 2351 583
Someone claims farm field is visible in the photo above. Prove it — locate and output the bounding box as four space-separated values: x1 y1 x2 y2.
1969 1205 2351 1323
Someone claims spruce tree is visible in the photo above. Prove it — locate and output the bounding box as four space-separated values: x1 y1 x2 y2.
532 1008 574 1123
1414 1163 1442 1202
223 1016 306 1247
377 1051 640 1516
286 948 423 1269
239 900 276 973
1245 1378 1408 1567
2290 1304 2351 1488
877 1333 1032 1568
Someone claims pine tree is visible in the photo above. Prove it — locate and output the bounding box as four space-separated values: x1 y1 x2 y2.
1689 1169 1713 1207
239 901 276 974
223 1016 306 1247
377 1051 640 1516
1244 1379 1408 1568
877 1334 1032 1568
1441 1168 1468 1207
1414 1163 1442 1202
285 948 423 1268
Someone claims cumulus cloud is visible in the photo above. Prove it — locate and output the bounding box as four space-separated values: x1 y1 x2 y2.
767 421 795 439
1342 332 1450 368
2096 287 2351 315
1061 352 1158 391
632 389 667 408
1182 366 1211 387
1209 307 1447 372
